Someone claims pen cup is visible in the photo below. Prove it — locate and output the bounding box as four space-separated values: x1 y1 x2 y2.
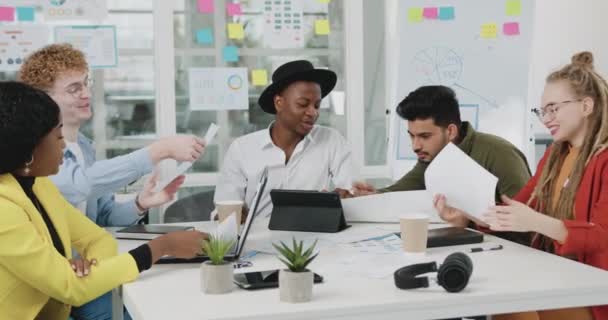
400 214 430 254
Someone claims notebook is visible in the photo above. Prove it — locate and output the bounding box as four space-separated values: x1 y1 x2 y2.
115 225 194 240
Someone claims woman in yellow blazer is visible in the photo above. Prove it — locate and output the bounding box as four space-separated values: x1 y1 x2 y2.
0 82 208 320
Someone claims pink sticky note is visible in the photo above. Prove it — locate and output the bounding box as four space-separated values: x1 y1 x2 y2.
226 3 242 16
0 6 15 22
503 22 520 36
423 7 438 19
198 0 214 13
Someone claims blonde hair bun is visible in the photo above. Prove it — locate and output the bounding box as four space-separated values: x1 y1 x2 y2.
571 51 594 70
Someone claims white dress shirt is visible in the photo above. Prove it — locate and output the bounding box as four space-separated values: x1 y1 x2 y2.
214 124 353 219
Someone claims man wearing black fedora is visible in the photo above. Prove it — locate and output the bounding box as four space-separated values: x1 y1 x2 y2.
214 60 353 218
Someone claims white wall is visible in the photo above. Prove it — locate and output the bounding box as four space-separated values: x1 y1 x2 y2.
527 0 608 164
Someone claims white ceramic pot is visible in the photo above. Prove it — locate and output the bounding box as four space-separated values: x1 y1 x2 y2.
279 269 313 303
200 261 233 294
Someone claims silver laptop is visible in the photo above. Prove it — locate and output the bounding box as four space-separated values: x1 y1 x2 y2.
157 167 268 264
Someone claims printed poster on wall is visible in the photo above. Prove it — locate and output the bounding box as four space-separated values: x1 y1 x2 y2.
43 0 108 21
262 0 304 49
54 25 117 68
0 26 49 72
189 68 249 111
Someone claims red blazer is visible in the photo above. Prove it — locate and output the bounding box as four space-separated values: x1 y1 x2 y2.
514 147 608 320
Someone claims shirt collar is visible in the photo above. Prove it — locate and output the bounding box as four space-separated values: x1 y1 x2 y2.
63 133 91 158
260 121 316 150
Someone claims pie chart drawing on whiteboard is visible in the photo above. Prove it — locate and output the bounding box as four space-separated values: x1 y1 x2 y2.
410 46 498 108
412 47 463 86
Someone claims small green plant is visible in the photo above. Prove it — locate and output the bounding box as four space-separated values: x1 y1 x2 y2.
201 235 236 265
272 238 319 272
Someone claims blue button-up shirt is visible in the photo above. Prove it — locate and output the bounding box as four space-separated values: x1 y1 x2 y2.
50 133 154 227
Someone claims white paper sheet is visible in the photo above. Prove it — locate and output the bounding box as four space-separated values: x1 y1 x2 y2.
0 26 49 72
424 143 498 219
341 190 439 223
188 68 249 111
326 244 425 279
54 25 117 68
154 123 218 192
262 0 304 49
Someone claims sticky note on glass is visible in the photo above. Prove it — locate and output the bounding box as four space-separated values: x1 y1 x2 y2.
506 0 521 16
226 3 242 16
227 23 244 39
503 22 520 36
196 28 213 44
0 6 15 22
423 7 438 19
315 19 330 35
198 0 214 13
251 69 268 86
438 7 455 20
408 8 423 23
223 46 239 62
16 7 35 22
480 23 498 39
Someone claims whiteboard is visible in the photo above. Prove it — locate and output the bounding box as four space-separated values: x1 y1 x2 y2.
388 0 535 171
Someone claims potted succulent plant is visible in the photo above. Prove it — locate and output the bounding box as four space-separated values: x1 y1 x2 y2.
273 238 319 303
200 235 236 294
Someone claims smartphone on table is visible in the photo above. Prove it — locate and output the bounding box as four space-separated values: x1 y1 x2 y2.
233 269 324 290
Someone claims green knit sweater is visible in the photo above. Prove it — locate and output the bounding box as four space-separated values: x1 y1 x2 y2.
381 122 531 202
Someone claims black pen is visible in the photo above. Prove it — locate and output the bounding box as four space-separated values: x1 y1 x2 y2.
469 244 503 253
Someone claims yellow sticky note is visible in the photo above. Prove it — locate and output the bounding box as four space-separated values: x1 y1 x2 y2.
318 0 331 3
251 69 268 86
408 8 423 23
315 19 330 35
506 0 521 16
480 23 498 39
227 23 244 40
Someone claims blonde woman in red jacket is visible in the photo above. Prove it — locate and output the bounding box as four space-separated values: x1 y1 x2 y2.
485 51 608 320
436 51 608 320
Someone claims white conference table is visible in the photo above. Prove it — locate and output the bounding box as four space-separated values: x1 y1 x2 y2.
113 222 608 320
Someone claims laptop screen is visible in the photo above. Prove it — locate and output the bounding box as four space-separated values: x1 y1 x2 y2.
234 166 268 257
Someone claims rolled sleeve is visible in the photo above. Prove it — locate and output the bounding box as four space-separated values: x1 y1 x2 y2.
96 195 142 227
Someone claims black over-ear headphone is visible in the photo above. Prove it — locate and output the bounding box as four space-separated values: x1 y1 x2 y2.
394 252 473 293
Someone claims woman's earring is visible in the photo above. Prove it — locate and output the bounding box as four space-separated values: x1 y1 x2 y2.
23 156 34 175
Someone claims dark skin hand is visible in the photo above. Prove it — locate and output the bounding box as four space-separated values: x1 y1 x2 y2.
148 230 209 262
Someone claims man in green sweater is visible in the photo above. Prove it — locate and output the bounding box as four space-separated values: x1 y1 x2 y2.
353 85 532 244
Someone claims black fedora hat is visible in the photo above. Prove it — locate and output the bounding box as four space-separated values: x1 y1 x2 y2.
258 60 337 114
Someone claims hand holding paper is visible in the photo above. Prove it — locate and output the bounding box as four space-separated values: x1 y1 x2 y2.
154 123 219 192
424 143 498 220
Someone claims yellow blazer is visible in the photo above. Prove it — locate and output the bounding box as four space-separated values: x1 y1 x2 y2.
0 174 140 320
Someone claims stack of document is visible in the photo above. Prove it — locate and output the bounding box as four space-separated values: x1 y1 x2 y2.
342 143 497 223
